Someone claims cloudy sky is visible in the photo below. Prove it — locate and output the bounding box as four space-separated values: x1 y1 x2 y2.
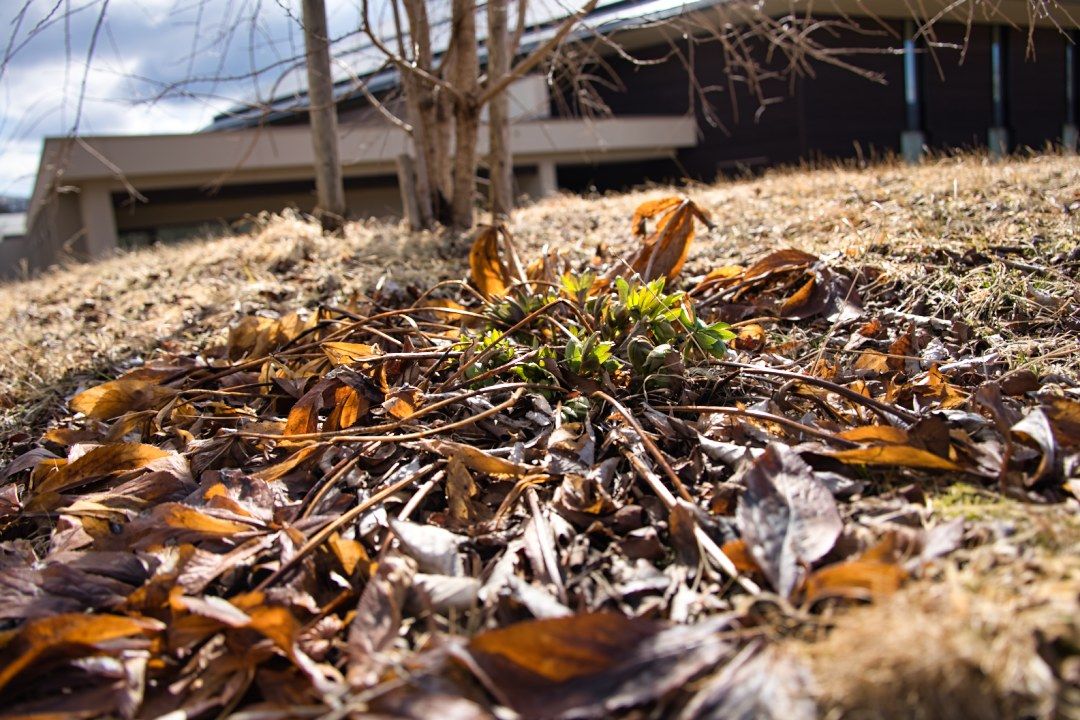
0 0 389 198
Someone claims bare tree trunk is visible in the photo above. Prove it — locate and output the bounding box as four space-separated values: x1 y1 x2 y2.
448 0 481 230
401 0 453 224
432 88 454 221
389 0 433 229
487 0 513 220
302 0 347 231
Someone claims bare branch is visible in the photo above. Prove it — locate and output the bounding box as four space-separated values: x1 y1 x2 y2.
360 0 460 98
479 0 600 106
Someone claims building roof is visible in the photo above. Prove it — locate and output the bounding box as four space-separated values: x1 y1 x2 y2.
205 0 725 131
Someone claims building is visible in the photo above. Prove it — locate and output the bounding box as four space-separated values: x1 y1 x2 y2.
11 0 1079 279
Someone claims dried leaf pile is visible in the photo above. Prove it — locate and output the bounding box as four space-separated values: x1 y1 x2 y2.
1 195 1078 718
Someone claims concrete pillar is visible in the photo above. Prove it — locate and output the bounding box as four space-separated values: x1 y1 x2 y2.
901 20 924 164
988 25 1008 160
536 161 557 198
76 182 118 259
901 131 925 164
988 127 1009 160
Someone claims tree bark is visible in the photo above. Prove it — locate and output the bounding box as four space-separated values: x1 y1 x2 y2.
391 0 433 229
448 0 480 230
402 0 454 224
487 0 513 220
302 0 347 231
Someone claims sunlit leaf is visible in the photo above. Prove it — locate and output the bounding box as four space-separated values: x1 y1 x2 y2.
837 425 909 444
733 323 766 352
383 386 424 420
33 442 172 496
324 384 368 431
323 341 380 366
284 378 341 436
252 444 325 481
804 536 907 603
619 198 712 282
829 445 966 473
463 613 731 719
469 225 514 299
423 439 532 476
0 613 162 693
71 379 175 421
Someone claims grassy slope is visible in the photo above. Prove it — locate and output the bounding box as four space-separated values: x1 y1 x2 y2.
1 154 1077 715
3 155 1076 450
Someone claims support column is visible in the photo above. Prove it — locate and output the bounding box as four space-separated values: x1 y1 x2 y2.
900 19 925 164
536 161 557 199
77 182 118 260
988 25 1009 159
1064 32 1077 153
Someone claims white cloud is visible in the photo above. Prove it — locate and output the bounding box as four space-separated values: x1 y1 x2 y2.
0 56 220 195
0 0 377 198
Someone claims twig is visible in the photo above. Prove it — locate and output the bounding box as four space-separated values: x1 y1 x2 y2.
714 361 920 423
659 405 859 447
592 390 693 503
620 449 760 594
255 463 439 590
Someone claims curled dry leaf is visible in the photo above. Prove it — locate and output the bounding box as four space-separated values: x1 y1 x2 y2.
347 553 414 688
284 377 342 436
678 642 817 720
422 439 533 476
384 385 424 420
252 443 325 481
1044 398 1080 447
469 225 515 299
619 197 712 282
736 444 843 597
803 559 907 604
828 444 967 473
226 312 311 360
32 442 173 496
324 384 368 431
1044 398 1080 446
323 341 380 366
70 379 175 421
803 534 907 603
0 613 163 693
461 613 732 719
734 324 767 352
1011 408 1057 484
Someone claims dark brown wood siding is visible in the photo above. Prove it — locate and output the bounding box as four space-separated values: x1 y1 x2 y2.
798 22 907 160
553 18 1068 192
1008 27 1067 149
922 24 993 150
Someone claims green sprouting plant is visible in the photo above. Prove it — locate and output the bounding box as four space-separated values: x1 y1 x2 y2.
564 330 618 376
560 395 591 423
560 271 595 307
462 329 516 381
488 287 560 328
606 276 734 361
463 273 735 391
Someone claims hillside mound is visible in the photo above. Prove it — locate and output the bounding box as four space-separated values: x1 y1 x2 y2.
0 155 1077 719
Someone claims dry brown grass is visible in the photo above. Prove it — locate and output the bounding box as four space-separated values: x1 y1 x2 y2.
797 540 1079 720
2 153 1077 455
